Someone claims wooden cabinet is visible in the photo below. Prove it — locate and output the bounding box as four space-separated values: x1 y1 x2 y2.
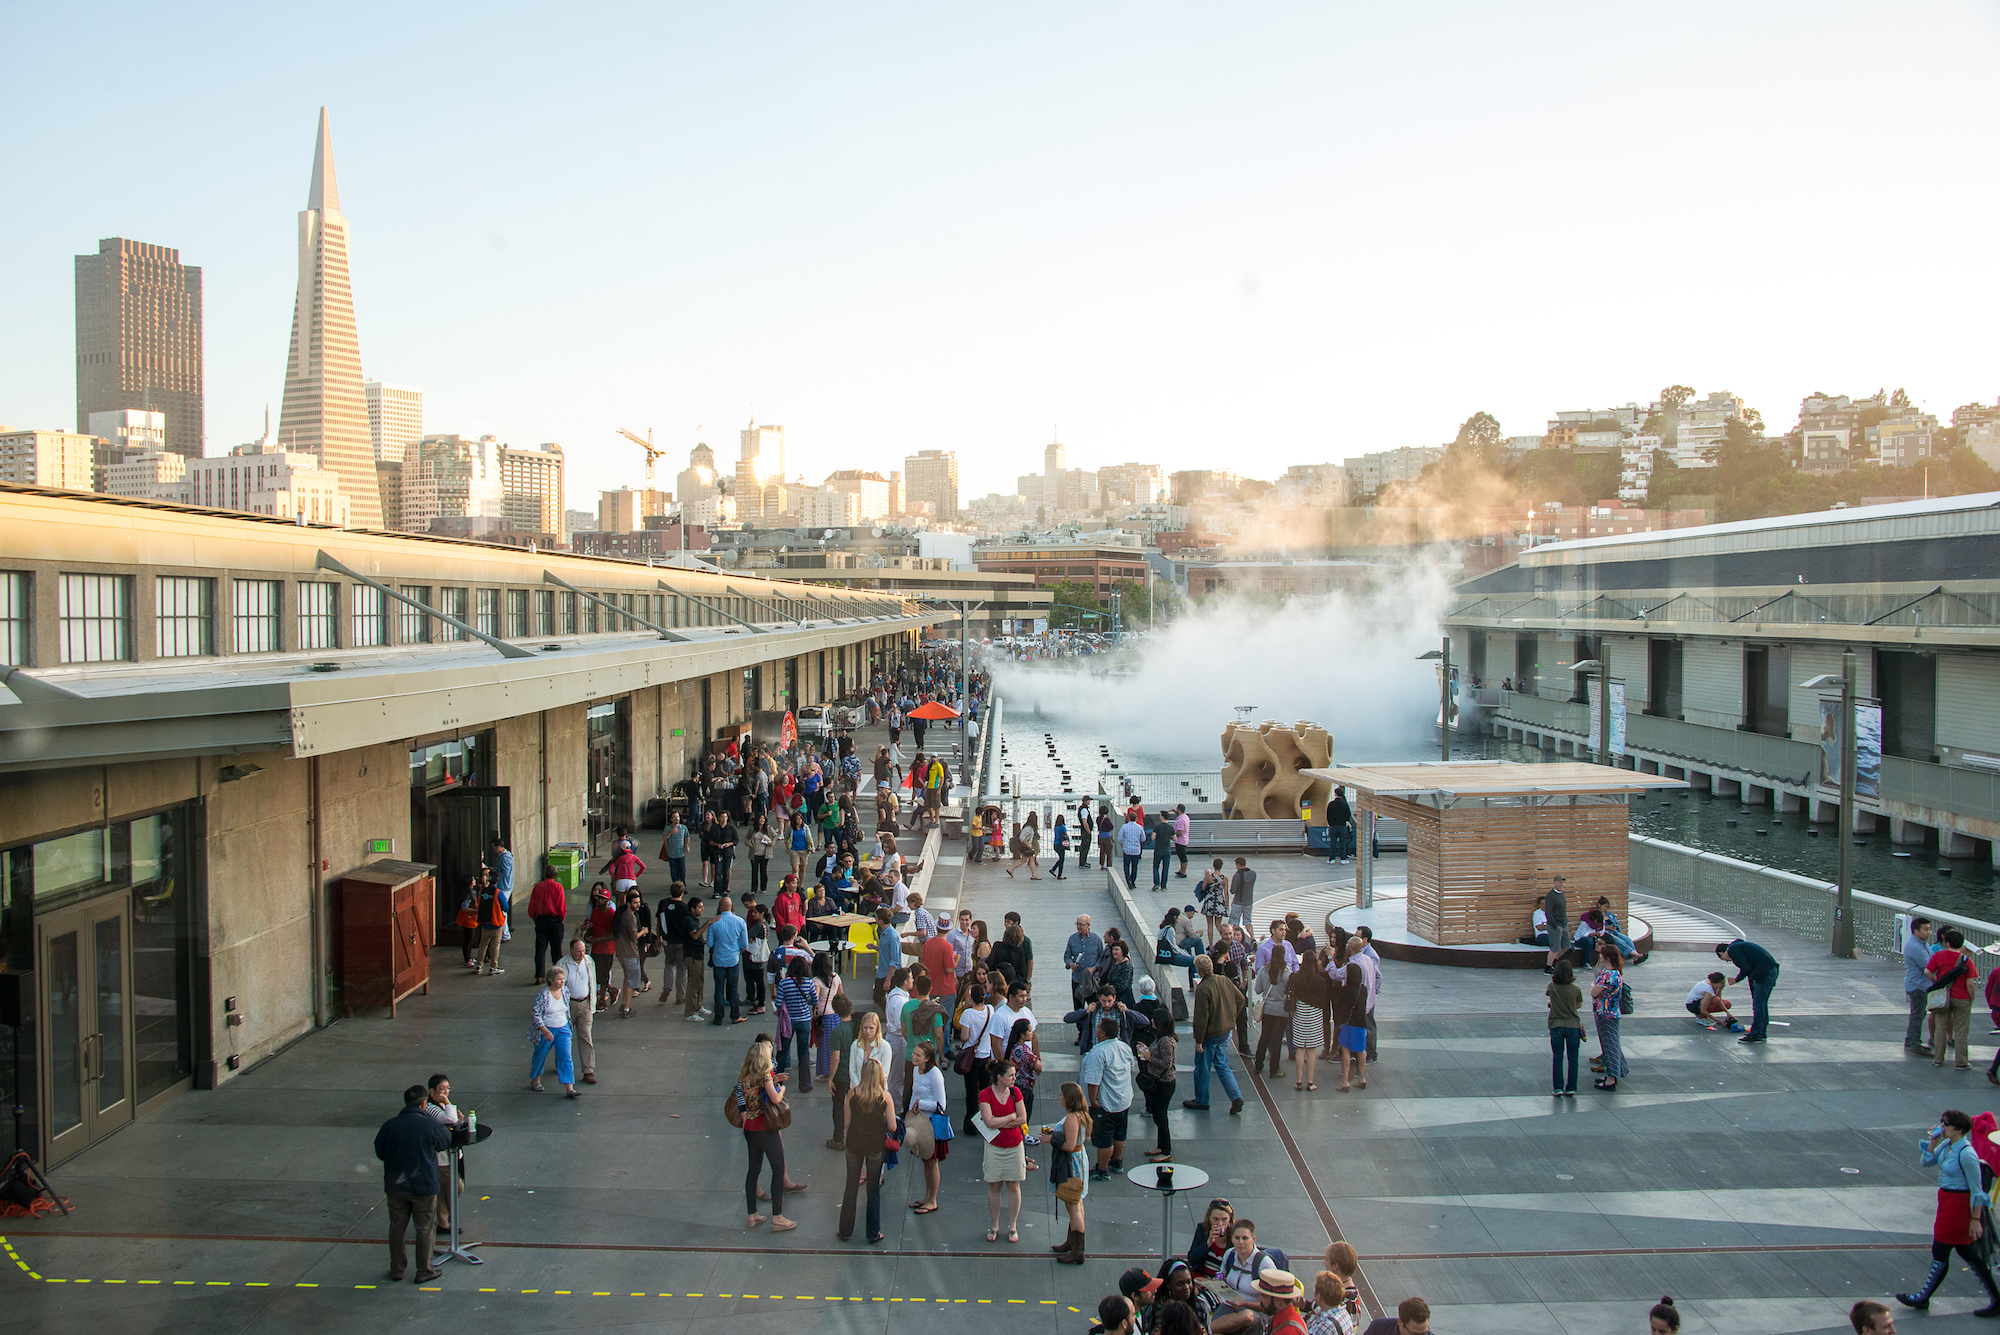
339 860 437 1017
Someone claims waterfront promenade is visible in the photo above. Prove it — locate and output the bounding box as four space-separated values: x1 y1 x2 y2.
2 832 1992 1334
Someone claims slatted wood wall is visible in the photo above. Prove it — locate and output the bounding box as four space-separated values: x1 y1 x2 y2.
1366 795 1630 946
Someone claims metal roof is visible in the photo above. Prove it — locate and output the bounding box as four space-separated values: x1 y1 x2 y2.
1521 492 2000 565
1305 760 1687 800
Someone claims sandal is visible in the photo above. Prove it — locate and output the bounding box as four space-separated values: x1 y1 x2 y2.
1336 1082 1350 1092
1594 1078 1617 1091
1007 1228 1019 1243
1357 1080 1365 1090
1306 1083 1318 1091
528 1080 544 1092
770 1218 796 1232
748 1214 766 1228
986 1227 999 1242
911 1202 938 1213
1294 1082 1303 1091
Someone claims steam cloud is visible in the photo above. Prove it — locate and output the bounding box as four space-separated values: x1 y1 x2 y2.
990 562 1457 763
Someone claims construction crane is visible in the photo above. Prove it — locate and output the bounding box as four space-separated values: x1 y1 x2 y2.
617 427 665 486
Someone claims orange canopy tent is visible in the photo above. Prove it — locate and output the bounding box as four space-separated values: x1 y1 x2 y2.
907 701 960 720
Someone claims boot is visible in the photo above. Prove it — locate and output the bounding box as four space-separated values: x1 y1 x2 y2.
1057 1230 1087 1265
1051 1228 1076 1254
1898 1259 1950 1310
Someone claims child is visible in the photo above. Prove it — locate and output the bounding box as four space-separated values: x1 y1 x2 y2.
1686 971 1743 1032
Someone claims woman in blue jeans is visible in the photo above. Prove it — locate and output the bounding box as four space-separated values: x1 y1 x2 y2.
1155 907 1203 994
1545 958 1584 1096
774 956 818 1090
530 967 580 1098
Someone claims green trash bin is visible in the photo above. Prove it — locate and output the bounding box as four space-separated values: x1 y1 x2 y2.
547 843 585 892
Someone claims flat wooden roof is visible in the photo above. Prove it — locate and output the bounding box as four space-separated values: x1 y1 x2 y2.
1304 760 1688 799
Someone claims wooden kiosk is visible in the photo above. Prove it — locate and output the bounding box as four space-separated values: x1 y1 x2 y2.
1309 760 1684 965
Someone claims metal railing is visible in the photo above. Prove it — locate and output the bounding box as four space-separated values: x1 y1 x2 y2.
1881 755 2000 825
1625 715 1820 787
1629 835 2000 961
1451 587 2000 632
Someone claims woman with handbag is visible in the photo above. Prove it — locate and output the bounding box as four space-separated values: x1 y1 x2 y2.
1251 953 1291 1082
775 957 819 1091
1046 1080 1093 1265
907 1040 950 1214
1589 939 1629 1092
730 1041 797 1233
957 983 999 1135
838 1058 894 1244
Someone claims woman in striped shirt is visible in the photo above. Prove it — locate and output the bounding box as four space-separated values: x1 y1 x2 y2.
775 957 818 1092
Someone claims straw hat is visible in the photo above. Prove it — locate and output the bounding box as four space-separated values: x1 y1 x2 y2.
1253 1269 1305 1301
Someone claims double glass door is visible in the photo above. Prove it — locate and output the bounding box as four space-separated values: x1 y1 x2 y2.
39 897 135 1163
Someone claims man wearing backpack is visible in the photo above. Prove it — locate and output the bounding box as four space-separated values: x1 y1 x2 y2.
1210 1219 1284 1334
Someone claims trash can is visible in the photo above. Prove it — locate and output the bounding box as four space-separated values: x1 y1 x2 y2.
547 843 586 892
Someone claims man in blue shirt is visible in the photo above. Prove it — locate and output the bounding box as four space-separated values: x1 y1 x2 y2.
1903 916 1938 1054
706 895 749 1024
1065 915 1104 1008
662 812 689 886
1118 818 1146 886
871 904 903 1007
1717 938 1781 1043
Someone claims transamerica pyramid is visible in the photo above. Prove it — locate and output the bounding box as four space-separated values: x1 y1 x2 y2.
277 107 380 528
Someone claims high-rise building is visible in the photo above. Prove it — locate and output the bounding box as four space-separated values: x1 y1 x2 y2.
364 381 424 462
399 435 504 533
85 408 168 484
1097 462 1165 507
1044 439 1068 477
0 429 98 492
163 437 351 527
736 422 785 521
74 238 204 460
824 469 893 521
598 488 671 535
793 486 861 529
903 449 959 520
500 442 564 537
277 109 378 528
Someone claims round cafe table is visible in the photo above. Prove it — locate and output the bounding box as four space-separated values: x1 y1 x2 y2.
1124 1161 1210 1269
439 1120 494 1267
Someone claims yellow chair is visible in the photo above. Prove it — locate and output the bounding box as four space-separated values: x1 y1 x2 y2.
846 920 879 979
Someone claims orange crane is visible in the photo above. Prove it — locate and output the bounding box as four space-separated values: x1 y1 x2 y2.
617 427 664 486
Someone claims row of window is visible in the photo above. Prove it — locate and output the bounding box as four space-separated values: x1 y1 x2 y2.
0 571 774 666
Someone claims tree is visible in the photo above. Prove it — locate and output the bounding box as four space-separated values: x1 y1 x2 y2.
1111 576 1154 627
1891 387 1912 410
1453 411 1505 453
1659 385 1695 411
1046 579 1100 631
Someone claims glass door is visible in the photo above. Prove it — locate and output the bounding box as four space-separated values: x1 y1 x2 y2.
39 896 134 1164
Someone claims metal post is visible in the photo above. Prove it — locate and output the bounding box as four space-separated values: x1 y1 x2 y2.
1834 648 1857 958
1598 663 1610 767
1440 635 1451 762
1357 808 1374 908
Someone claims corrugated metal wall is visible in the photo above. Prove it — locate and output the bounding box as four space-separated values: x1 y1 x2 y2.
1605 634 1649 704
1683 638 1745 730
1537 632 1580 700
1786 643 1875 745
1940 653 2000 755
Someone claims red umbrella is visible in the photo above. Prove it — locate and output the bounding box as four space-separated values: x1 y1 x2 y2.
907 701 960 720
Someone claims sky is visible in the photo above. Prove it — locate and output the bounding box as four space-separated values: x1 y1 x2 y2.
5 1 1999 506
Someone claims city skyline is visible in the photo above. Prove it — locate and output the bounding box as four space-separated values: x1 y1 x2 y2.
3 4 1998 506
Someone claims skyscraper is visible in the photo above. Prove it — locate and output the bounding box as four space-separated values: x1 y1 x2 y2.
904 449 959 520
277 108 378 528
74 238 204 460
500 442 565 537
364 381 423 462
736 422 785 522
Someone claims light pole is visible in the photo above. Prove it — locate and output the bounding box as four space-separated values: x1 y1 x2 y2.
1803 653 1858 958
1572 658 1609 766
1417 637 1451 761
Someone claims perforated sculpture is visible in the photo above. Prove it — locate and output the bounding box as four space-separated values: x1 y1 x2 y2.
1220 720 1332 821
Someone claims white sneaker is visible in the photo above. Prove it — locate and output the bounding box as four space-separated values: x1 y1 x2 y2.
1023 1133 1042 1146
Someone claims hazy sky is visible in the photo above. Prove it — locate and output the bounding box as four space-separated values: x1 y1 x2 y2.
5 2 1997 505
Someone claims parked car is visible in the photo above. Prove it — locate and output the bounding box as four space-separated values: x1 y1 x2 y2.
796 704 830 737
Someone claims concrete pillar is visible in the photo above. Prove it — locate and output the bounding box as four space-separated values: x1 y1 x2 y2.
1890 817 1928 846
1941 828 1979 859
1714 777 1742 799
1776 791 1803 814
1852 810 1878 833
1810 798 1839 823
1744 784 1772 806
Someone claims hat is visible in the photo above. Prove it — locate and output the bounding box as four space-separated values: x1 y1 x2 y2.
1252 1270 1305 1301
1136 976 1158 1000
1119 1267 1163 1298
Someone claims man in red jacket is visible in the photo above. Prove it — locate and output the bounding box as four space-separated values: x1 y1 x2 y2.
527 864 567 978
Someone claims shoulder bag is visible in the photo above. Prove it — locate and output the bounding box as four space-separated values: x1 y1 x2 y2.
954 1008 996 1075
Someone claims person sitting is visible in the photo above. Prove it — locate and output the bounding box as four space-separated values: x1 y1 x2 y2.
1517 894 1550 948
1686 971 1744 1032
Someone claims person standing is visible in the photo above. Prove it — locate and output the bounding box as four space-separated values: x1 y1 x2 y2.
603 843 645 896
824 994 859 1150
489 836 515 942
475 871 508 975
1251 954 1292 1081
1228 859 1257 934
1716 937 1780 1043
1097 806 1116 871
1065 914 1105 1007
373 1084 453 1283
679 896 708 1020
1927 927 1980 1071
1896 1109 2000 1316
527 863 566 979
1590 939 1628 1091
748 822 773 899
907 1039 949 1214
1354 926 1383 1063
1173 804 1191 878
1048 1081 1092 1265
1151 814 1174 891
1543 876 1569 974
421 1075 462 1237
1051 815 1070 881
1138 1011 1178 1162
529 967 580 1098
585 883 617 1010
1904 916 1937 1054
707 895 748 1025
979 1057 1029 1244
871 904 903 1009
562 936 598 1084
733 1042 797 1233
1200 859 1230 947
612 889 645 1018
837 1058 893 1244
1118 813 1146 885
1081 1016 1136 1180
1326 786 1354 865
1183 955 1245 1114
1076 800 1095 869
656 882 691 1009
776 957 819 1091
712 816 739 897
1546 957 1583 1096
660 810 689 886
